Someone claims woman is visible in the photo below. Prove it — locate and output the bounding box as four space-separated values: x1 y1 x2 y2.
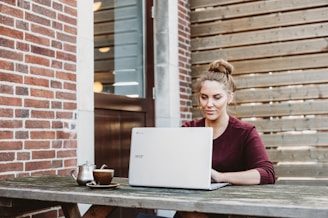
175 59 275 218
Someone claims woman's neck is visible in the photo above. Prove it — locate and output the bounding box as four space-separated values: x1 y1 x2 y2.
205 114 230 139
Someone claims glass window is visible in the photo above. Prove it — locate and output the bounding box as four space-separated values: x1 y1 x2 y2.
94 0 145 98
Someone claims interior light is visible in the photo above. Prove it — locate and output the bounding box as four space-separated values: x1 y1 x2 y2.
99 47 110 53
112 82 139 87
93 1 102 12
93 81 103 93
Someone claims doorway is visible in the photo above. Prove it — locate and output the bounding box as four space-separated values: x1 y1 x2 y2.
93 0 155 176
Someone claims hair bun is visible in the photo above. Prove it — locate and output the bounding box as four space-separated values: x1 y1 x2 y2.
208 59 233 75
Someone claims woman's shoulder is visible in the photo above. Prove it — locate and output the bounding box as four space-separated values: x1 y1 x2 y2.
229 116 255 130
182 118 205 127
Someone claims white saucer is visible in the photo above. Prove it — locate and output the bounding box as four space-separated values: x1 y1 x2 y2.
86 182 119 189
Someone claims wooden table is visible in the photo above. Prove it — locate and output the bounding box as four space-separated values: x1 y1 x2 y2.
0 176 327 218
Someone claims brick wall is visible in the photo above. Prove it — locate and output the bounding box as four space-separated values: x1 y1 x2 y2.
0 0 78 182
178 0 192 123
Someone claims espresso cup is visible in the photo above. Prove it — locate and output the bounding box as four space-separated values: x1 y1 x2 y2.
93 169 114 185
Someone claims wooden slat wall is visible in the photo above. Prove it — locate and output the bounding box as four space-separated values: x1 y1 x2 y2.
190 0 328 185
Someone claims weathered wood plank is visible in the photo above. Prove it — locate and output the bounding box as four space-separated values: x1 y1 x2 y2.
267 148 328 162
228 100 328 118
191 7 328 37
191 0 328 23
234 69 328 89
231 84 328 103
190 0 256 9
262 133 328 147
191 53 328 76
274 163 328 177
276 179 328 186
192 22 328 53
248 117 328 132
192 37 328 64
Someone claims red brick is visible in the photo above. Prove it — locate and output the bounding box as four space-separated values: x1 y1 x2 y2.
52 21 63 30
60 0 77 7
25 140 50 149
16 86 29 95
64 140 77 148
16 41 29 52
0 25 23 39
25 33 50 46
32 150 55 159
0 12 14 25
0 3 23 18
31 45 55 58
0 37 14 48
0 48 23 61
51 101 62 109
58 13 76 26
17 151 30 160
0 120 22 128
25 12 51 26
64 82 76 91
31 110 54 118
63 102 76 110
64 25 77 35
0 59 14 70
51 79 63 89
15 63 28 73
0 152 15 161
68 43 79 55
0 141 22 150
25 54 50 67
56 50 76 61
56 91 76 100
0 72 23 83
24 76 49 87
0 108 13 117
63 62 76 71
16 19 29 31
32 4 56 19
25 120 50 128
30 131 55 139
57 32 76 44
30 66 54 77
56 71 76 81
64 158 77 167
15 131 28 139
24 98 50 108
0 96 22 106
51 159 63 168
0 84 13 94
57 131 76 140
51 60 63 69
56 111 74 119
31 88 54 98
57 149 76 158
31 23 55 37
0 162 23 172
53 2 63 12
52 140 62 149
15 109 29 118
25 160 51 171
52 121 63 128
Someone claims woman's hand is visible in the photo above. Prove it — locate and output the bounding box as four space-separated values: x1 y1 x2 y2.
211 168 261 185
211 169 224 183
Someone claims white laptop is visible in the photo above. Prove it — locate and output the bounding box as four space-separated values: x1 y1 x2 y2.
128 127 229 190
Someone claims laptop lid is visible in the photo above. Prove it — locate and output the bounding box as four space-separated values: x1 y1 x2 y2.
128 127 228 190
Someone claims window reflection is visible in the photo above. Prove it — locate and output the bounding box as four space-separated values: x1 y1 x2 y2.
94 0 145 98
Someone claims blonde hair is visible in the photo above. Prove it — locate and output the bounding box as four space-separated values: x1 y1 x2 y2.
197 59 236 94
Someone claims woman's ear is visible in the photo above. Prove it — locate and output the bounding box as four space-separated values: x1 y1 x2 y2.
228 92 234 104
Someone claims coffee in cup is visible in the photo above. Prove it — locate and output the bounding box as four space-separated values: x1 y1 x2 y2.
93 169 114 185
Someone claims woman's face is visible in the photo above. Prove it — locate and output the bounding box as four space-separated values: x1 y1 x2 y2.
199 80 233 121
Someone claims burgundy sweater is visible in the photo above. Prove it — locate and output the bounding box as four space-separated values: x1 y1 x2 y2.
182 116 275 184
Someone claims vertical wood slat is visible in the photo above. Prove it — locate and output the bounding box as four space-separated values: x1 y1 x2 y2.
190 0 328 183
